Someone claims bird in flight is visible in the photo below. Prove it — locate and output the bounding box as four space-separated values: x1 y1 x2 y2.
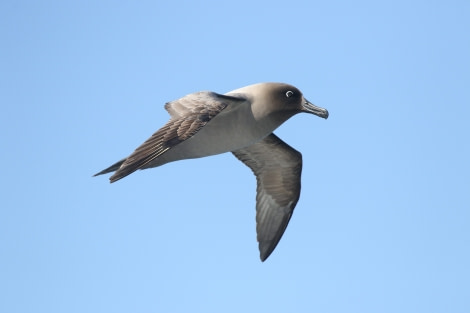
94 82 329 261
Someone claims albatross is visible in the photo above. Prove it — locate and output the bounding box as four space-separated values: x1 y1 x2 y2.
94 82 329 261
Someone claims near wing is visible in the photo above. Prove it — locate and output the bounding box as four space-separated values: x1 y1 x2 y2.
232 133 303 261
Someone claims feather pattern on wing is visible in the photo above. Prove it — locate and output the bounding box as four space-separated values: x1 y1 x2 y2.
232 133 302 261
108 92 244 182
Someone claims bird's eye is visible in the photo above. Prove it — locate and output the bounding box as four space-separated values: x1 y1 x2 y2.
286 91 294 98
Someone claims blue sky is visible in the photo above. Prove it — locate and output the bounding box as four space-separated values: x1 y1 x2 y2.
1 0 469 312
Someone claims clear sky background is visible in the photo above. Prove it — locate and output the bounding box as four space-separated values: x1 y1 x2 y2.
1 1 469 312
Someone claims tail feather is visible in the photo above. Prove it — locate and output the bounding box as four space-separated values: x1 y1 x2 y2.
93 158 126 178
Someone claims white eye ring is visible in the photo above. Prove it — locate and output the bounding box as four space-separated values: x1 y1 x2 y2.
286 90 294 98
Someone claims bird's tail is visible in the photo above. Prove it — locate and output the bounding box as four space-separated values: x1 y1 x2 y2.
93 158 126 178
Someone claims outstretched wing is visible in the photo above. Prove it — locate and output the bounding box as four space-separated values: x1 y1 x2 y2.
232 133 302 261
164 91 243 118
95 91 245 183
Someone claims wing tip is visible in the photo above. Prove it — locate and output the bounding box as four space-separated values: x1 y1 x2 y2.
108 169 129 183
259 243 275 262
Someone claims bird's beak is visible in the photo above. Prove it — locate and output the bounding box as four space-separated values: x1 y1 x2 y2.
301 98 329 119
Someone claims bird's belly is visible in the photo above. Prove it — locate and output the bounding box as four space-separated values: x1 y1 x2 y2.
145 105 276 167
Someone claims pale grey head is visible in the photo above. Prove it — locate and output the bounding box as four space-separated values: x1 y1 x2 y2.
227 82 329 123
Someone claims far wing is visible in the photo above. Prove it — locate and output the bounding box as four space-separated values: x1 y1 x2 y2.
164 91 243 118
108 92 245 182
232 134 302 261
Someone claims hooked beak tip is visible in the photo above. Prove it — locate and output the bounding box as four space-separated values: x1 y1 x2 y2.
302 99 329 119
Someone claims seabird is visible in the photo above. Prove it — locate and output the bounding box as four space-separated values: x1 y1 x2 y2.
94 82 329 261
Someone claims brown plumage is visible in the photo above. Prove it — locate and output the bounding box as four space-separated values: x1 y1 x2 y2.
94 82 328 261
